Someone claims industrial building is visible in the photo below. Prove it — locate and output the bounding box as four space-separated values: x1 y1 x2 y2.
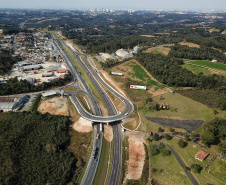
42 91 58 99
100 53 116 61
17 60 42 67
18 77 35 84
116 49 133 59
0 96 27 112
21 64 42 71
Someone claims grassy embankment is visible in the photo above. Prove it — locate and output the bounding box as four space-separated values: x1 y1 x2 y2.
188 60 226 71
104 138 114 185
109 60 165 103
76 92 92 113
67 97 93 184
93 138 110 185
182 63 213 76
148 140 192 185
64 87 77 92
31 94 41 111
165 137 226 185
120 136 129 184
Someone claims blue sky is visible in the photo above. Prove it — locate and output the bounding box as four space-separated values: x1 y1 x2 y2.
0 0 225 10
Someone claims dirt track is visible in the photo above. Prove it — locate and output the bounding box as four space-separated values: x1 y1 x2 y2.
145 116 204 131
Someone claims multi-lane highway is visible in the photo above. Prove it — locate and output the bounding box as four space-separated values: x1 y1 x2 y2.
53 34 103 185
53 35 134 123
52 33 133 185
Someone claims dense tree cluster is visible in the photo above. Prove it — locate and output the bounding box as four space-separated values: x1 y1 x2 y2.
168 45 226 63
0 112 77 184
137 53 195 87
201 118 226 147
0 49 21 75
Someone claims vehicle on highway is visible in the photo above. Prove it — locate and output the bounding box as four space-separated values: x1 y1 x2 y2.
94 158 98 163
96 134 99 139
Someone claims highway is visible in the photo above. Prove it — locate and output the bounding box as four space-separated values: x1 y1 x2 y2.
52 33 133 185
53 34 103 185
53 35 134 123
59 36 123 185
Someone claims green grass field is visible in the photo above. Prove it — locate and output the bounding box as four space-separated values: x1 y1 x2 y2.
165 137 226 185
138 92 215 133
125 61 165 89
182 64 213 76
150 141 192 185
189 60 226 71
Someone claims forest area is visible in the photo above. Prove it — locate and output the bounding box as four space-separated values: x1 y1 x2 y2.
0 49 21 75
0 111 90 185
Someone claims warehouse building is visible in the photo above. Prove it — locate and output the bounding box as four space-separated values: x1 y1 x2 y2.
21 64 42 71
100 53 116 61
0 96 27 112
116 49 133 59
42 91 58 99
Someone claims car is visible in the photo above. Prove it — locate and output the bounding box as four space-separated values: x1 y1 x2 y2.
29 104 32 107
94 158 98 163
96 134 99 139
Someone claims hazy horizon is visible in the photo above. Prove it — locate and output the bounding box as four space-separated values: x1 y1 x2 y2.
0 0 225 11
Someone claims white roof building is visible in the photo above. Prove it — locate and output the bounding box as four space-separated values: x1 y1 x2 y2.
100 53 116 61
116 49 133 59
42 91 57 97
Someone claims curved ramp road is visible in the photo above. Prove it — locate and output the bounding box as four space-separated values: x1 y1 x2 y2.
53 36 134 123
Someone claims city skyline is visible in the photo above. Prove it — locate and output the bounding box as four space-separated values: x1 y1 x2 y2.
0 0 225 11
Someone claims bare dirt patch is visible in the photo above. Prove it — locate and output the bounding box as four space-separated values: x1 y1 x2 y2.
72 117 93 133
125 135 145 180
104 125 113 142
144 45 172 55
140 35 157 38
100 71 128 99
179 41 200 48
148 86 169 97
38 97 69 116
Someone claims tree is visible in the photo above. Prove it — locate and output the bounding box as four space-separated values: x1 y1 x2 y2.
178 139 187 148
190 164 202 173
146 97 153 104
185 134 191 141
164 134 172 140
169 128 175 133
162 149 171 156
158 127 164 133
201 130 215 146
153 133 160 141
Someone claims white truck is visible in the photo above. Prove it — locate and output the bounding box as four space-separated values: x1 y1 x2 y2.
100 123 102 132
